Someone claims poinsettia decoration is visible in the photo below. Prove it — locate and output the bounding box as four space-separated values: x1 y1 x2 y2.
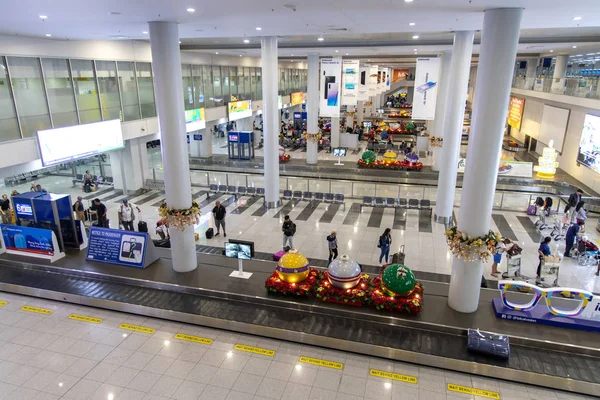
316 273 371 307
264 268 319 297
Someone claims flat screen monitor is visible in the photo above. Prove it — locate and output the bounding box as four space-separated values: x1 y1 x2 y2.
577 114 600 173
332 148 347 157
37 119 124 167
225 242 253 260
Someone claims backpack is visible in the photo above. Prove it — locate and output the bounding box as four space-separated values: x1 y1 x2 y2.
291 222 296 235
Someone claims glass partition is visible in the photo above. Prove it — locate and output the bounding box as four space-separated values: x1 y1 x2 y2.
117 61 141 121
237 67 244 100
96 60 121 121
182 64 195 110
192 65 204 109
243 67 250 100
256 68 262 99
202 66 214 108
212 66 223 106
70 59 101 124
229 67 237 100
331 181 353 196
250 68 257 100
136 62 156 119
40 58 78 128
0 56 20 141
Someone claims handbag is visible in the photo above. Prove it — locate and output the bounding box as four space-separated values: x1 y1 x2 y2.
467 329 510 359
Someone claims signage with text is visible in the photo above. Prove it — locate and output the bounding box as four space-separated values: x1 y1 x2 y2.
341 60 360 106
507 96 525 130
185 107 206 132
319 58 342 118
1 225 54 256
228 100 253 121
86 227 157 269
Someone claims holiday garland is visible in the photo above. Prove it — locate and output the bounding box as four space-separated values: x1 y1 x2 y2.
429 136 443 148
302 132 323 143
445 226 501 263
158 199 201 231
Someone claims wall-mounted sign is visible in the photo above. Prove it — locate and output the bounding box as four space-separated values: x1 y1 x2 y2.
392 69 410 83
185 107 206 132
412 58 440 120
291 92 303 106
228 100 253 121
507 96 525 131
357 66 369 101
193 134 202 141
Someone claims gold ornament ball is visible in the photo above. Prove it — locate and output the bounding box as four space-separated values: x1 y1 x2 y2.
382 151 397 164
276 250 310 283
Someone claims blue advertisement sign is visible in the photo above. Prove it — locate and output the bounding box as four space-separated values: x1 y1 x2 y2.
193 134 202 141
86 227 148 268
0 224 54 256
15 202 34 218
229 134 239 142
302 103 306 110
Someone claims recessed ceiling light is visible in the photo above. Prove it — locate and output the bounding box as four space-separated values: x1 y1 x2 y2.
367 59 371 61
317 37 324 41
573 16 582 21
413 48 417 51
573 45 577 48
239 55 242 57
335 50 338 52
405 0 414 2
412 35 419 39
291 54 294 56
45 33 51 37
243 39 249 43
409 22 416 26
345 53 349 56
215 51 219 54
39 15 48 19
414 52 418 54
255 27 262 31
142 31 148 34
187 8 195 13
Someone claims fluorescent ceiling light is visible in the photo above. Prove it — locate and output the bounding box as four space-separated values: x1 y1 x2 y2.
39 15 48 19
573 45 577 48
549 50 554 52
187 8 195 13
243 39 249 43
142 31 148 34
405 0 414 2
317 37 324 41
45 33 51 37
573 16 582 21
335 50 338 52
345 53 349 55
412 35 419 39
413 48 417 51
215 51 219 54
409 22 415 26
291 54 294 56
255 27 262 31
239 55 242 57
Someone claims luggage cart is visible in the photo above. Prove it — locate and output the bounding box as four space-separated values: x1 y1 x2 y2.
536 258 560 288
501 253 525 280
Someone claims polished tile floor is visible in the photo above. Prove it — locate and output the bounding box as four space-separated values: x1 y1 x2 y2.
0 291 593 400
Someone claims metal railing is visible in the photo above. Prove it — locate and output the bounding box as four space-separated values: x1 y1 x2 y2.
512 76 600 100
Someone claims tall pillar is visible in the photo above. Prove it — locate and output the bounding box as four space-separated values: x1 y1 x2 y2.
330 116 340 148
357 101 364 125
430 51 452 172
149 21 196 273
553 55 568 79
109 137 149 194
434 32 474 222
449 8 523 313
524 58 538 89
261 36 281 208
306 53 319 165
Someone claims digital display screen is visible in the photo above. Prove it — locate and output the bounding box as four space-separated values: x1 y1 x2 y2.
15 202 33 218
577 114 600 173
228 100 253 121
37 119 124 167
225 242 252 260
333 148 347 157
185 108 206 132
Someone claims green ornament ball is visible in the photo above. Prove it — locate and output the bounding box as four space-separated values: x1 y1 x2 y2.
362 150 376 163
381 264 416 297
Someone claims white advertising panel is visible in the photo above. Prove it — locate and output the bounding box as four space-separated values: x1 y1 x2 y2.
538 105 570 152
378 68 387 94
368 65 378 96
457 159 533 178
341 60 360 106
319 58 342 117
357 66 369 101
37 119 124 167
228 100 253 121
412 58 441 120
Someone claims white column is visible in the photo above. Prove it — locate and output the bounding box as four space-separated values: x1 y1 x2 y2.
306 53 319 165
553 55 568 79
434 31 474 222
449 8 523 313
524 58 538 89
357 101 364 124
149 21 196 273
330 116 340 148
430 51 452 172
189 129 211 158
261 36 280 208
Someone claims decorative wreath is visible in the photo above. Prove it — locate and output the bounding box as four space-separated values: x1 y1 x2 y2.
158 199 201 231
302 132 322 143
429 136 443 148
445 226 500 263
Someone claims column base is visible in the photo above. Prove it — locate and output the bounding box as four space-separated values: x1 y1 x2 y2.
264 199 282 209
434 214 453 224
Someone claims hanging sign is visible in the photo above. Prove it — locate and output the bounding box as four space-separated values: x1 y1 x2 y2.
368 65 378 96
341 60 360 106
357 66 369 101
319 58 342 117
378 68 387 93
412 58 441 120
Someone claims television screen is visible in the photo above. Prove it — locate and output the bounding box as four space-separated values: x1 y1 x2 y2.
577 114 600 173
225 242 252 260
228 239 255 257
37 119 124 167
332 148 347 157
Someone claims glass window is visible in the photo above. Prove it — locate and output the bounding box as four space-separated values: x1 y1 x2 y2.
117 61 141 121
96 60 121 121
192 65 204 109
135 62 156 119
244 67 250 99
202 66 214 108
212 66 223 106
0 57 20 141
221 66 230 101
40 58 78 128
182 64 195 111
250 68 257 100
256 68 262 100
6 56 51 137
70 59 101 124
237 67 245 100
229 67 237 100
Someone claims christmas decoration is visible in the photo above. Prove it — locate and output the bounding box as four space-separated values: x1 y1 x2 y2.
265 268 319 297
533 140 559 178
366 264 423 314
429 136 443 148
382 151 398 164
381 265 416 297
158 200 201 231
316 273 370 307
445 226 501 263
327 255 362 289
302 132 323 143
275 249 310 283
361 150 377 163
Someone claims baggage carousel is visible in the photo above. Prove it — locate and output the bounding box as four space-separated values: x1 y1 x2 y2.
0 249 598 397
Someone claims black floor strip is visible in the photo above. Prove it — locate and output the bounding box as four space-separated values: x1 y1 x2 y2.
273 200 300 219
301 147 307 153
99 190 124 201
492 214 519 241
351 148 360 155
342 203 362 225
367 207 384 228
231 196 262 215
135 191 165 205
418 210 433 233
219 195 238 208
199 193 226 208
319 203 340 223
83 188 113 200
517 215 543 243
296 201 321 221
192 190 208 200
252 204 269 217
393 208 407 230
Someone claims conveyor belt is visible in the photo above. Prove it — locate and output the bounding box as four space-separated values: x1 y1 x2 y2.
0 261 598 396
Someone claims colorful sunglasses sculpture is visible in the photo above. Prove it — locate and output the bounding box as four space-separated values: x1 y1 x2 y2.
498 280 594 318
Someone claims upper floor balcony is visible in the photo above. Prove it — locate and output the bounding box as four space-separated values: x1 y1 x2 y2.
512 76 600 100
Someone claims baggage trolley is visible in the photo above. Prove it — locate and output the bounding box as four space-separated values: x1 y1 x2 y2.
536 258 560 288
501 253 524 280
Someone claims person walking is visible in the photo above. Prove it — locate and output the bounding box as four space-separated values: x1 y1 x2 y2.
378 228 392 264
327 231 338 262
119 199 140 231
73 196 85 222
281 215 296 249
564 188 583 223
564 220 585 257
93 198 108 228
0 194 11 225
536 236 552 278
575 201 587 225
212 200 227 237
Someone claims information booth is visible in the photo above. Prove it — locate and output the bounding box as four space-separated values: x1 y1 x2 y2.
228 131 255 160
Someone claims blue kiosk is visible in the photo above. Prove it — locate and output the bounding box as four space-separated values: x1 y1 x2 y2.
227 131 255 160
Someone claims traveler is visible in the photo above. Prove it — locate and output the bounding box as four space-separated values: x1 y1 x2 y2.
564 189 583 223
491 238 512 277
156 221 170 240
0 194 11 224
536 236 552 278
73 196 85 222
327 231 338 262
575 201 587 225
93 199 108 228
281 215 296 249
564 220 585 257
119 199 140 231
212 200 227 237
378 228 392 264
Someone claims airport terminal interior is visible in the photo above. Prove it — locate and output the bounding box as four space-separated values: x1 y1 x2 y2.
1 1 600 399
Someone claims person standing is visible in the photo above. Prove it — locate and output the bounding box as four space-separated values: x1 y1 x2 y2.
212 200 227 237
93 199 108 228
564 188 583 223
281 215 296 249
564 220 585 257
491 238 512 277
73 196 85 222
537 236 552 278
327 231 338 262
575 201 587 225
0 194 11 225
378 228 392 264
119 199 140 231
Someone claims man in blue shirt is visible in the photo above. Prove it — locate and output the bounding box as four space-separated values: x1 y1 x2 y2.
564 221 584 257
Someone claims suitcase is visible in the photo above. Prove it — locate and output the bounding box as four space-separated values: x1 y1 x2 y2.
84 185 91 193
138 221 148 233
526 204 537 216
206 227 214 239
153 239 171 248
273 250 287 261
391 245 405 265
467 328 510 359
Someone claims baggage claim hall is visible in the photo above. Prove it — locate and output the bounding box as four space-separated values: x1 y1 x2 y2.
0 1 600 399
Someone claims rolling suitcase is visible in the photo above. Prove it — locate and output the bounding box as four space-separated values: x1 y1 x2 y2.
273 250 287 261
206 227 214 239
137 212 148 233
391 245 405 265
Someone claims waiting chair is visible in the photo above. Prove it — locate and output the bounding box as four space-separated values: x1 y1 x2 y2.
246 187 256 196
303 192 313 202
314 192 324 201
324 193 334 203
292 191 303 200
256 188 265 196
386 198 396 208
408 199 420 209
334 194 345 209
282 190 292 200
374 197 385 207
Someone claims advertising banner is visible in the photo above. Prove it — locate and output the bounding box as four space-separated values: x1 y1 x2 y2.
86 227 158 269
341 60 360 106
412 58 441 120
457 159 533 178
386 68 391 90
185 107 206 133
392 69 410 83
378 68 387 93
0 224 65 262
228 100 252 121
507 97 525 130
368 65 378 96
319 58 342 117
577 114 600 173
357 66 369 101
291 92 303 106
